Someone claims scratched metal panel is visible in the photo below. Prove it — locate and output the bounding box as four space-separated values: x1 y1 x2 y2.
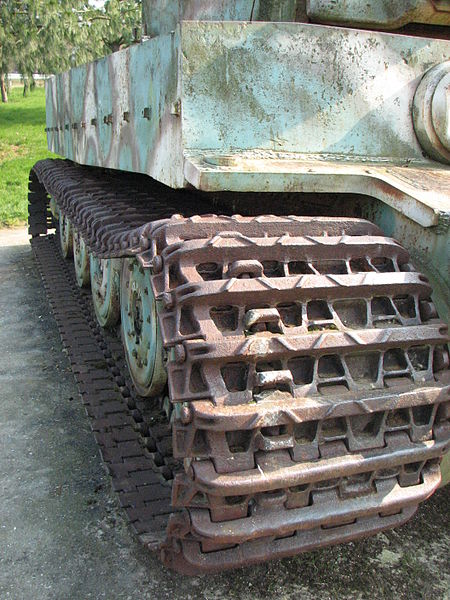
142 0 449 32
180 21 449 159
46 20 449 208
308 0 450 29
142 1 300 36
45 32 183 187
143 1 252 37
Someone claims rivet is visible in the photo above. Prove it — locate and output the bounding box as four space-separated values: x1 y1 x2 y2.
419 300 437 321
170 99 181 117
161 292 173 310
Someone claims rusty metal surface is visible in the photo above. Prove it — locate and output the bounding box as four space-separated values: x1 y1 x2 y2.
30 159 209 258
29 159 450 574
308 0 450 29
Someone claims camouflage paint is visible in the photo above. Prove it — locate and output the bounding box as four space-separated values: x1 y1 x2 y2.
46 31 182 187
46 22 449 189
142 0 449 33
45 20 449 287
180 22 448 158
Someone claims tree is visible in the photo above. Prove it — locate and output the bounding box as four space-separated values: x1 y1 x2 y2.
0 0 141 102
0 73 7 103
90 1 142 54
0 2 16 102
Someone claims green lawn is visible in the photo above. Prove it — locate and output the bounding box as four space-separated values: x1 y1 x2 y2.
0 86 55 227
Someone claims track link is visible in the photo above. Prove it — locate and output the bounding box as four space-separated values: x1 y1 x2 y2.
29 159 450 574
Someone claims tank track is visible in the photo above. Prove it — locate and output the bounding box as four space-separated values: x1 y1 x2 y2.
29 158 450 574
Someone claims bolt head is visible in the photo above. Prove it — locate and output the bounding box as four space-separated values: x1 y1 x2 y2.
180 405 192 425
161 292 173 310
152 255 163 274
174 344 186 364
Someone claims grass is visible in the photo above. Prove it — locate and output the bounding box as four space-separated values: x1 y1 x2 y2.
0 86 55 227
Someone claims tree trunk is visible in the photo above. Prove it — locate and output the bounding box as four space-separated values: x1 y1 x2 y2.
0 73 8 103
23 75 29 97
30 75 36 91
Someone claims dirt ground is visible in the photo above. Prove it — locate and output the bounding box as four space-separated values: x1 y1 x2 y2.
0 227 449 600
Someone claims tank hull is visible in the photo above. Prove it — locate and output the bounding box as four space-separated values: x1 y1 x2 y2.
37 8 450 573
44 20 450 333
45 22 449 190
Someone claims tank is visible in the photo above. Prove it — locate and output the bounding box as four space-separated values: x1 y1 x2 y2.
28 0 450 574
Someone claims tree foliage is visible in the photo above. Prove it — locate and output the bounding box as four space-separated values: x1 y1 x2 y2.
91 0 142 54
0 0 141 101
